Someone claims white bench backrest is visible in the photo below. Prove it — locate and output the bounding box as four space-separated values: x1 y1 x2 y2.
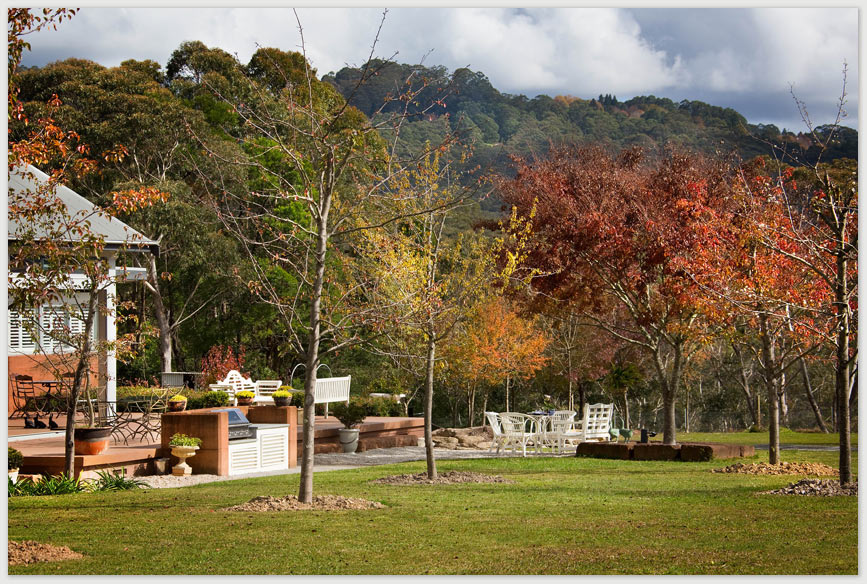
313 376 351 404
255 379 283 397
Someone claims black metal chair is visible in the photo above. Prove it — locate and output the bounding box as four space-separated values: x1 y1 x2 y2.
10 374 37 419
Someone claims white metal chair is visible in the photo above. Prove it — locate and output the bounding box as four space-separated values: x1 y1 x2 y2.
499 412 540 457
485 411 506 454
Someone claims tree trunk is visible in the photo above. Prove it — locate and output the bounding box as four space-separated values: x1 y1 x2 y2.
759 312 781 465
504 375 510 412
623 390 630 429
423 331 437 479
653 343 682 445
64 284 100 477
799 357 828 432
835 253 852 485
298 212 330 504
145 254 173 373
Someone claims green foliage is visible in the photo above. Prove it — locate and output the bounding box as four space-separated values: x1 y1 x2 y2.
290 391 305 408
9 473 88 496
168 433 202 448
331 401 367 428
356 396 404 418
90 470 148 491
185 390 230 410
8 448 23 470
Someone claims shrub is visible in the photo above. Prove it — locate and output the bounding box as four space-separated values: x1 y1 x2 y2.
272 390 291 399
200 345 246 387
9 473 87 496
358 396 403 417
236 390 255 399
169 433 202 448
748 424 767 433
169 394 187 402
332 402 367 428
291 391 305 408
90 470 148 491
8 448 23 470
185 390 230 410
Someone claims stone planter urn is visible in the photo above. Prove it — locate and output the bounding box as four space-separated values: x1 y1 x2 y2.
171 445 199 476
273 396 291 407
338 428 360 453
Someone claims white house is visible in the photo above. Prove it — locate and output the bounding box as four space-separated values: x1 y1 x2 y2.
7 165 158 411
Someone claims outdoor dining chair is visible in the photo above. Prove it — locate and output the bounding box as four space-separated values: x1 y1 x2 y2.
484 411 507 454
547 410 577 453
10 374 36 419
498 412 540 457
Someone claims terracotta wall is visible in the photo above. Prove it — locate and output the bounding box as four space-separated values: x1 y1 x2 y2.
8 354 98 414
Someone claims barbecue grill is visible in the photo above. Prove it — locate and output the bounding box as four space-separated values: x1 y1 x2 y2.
214 408 256 441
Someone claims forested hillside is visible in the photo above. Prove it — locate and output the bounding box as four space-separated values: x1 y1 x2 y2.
325 60 857 210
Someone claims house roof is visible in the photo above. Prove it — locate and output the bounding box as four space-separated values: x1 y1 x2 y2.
8 165 159 254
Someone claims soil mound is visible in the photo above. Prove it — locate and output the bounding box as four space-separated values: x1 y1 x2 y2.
371 470 513 485
8 540 83 565
712 462 838 476
761 479 857 497
222 494 384 512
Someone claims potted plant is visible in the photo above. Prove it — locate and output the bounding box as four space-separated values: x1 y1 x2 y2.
272 389 292 407
167 394 188 412
168 433 202 476
8 447 23 483
235 390 255 406
74 386 113 455
332 402 367 453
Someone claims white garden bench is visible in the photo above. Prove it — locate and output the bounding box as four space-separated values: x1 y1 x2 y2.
312 375 351 417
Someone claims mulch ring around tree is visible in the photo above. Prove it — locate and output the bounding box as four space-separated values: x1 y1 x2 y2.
371 470 514 485
760 479 857 497
712 461 838 476
221 494 385 512
8 541 83 566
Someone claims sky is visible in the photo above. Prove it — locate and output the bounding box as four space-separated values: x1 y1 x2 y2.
19 6 860 133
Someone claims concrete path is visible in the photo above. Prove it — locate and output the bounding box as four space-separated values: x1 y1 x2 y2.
137 446 501 489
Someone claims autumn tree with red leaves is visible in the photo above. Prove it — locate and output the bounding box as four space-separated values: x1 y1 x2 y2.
499 146 735 445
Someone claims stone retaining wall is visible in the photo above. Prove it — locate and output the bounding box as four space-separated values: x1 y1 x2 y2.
576 441 754 461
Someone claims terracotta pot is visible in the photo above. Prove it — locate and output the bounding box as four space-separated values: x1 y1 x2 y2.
168 400 187 412
74 427 113 455
237 396 254 406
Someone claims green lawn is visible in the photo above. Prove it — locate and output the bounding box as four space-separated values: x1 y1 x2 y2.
8 448 856 575
657 429 857 446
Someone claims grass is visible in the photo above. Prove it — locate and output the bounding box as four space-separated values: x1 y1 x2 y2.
8 448 856 575
656 429 857 446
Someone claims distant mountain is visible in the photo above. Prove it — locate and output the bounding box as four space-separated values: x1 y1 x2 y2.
324 61 857 210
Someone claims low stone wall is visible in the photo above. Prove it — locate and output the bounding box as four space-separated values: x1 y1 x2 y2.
576 441 755 461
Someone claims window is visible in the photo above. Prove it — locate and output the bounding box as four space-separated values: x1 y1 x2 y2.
8 305 92 353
